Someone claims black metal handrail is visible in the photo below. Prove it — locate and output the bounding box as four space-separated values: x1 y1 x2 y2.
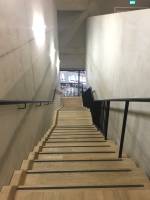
82 87 150 158
0 89 56 108
95 98 150 102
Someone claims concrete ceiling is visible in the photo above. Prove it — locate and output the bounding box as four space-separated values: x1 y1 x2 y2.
56 0 150 12
56 0 88 11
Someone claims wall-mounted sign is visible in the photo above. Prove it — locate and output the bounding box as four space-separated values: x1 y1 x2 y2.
129 0 136 5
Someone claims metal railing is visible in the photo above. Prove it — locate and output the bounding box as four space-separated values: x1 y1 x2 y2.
82 87 150 158
0 89 56 109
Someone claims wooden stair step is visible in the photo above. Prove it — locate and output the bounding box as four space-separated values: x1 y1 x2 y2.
51 133 101 136
58 116 91 118
57 123 93 126
1 98 149 200
57 117 92 120
58 115 91 117
27 169 133 174
55 128 95 130
53 128 97 130
37 152 120 160
57 118 92 120
56 117 93 119
44 141 112 147
58 111 90 114
43 141 112 147
39 151 116 154
52 131 99 134
45 141 107 144
58 114 92 115
52 131 98 133
54 128 96 130
31 159 136 171
42 145 112 148
58 112 90 114
58 120 92 122
40 146 116 153
46 138 106 142
55 125 96 128
5 188 150 200
55 126 95 128
18 170 149 189
49 135 103 139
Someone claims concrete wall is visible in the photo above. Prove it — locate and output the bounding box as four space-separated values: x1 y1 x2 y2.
86 9 150 176
56 0 150 13
57 0 150 70
56 0 88 11
58 11 86 70
0 0 60 187
87 0 150 15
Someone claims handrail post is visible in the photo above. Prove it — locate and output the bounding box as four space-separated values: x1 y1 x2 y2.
81 83 84 93
119 100 129 158
105 100 110 140
18 103 27 109
99 101 103 132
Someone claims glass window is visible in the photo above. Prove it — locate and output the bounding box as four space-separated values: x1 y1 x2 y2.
60 70 86 97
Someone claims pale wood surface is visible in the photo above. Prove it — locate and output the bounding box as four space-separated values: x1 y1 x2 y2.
41 147 116 153
44 141 113 147
37 153 119 160
22 169 149 188
50 135 103 138
1 97 150 199
46 138 106 142
31 159 136 171
52 131 99 134
13 189 150 200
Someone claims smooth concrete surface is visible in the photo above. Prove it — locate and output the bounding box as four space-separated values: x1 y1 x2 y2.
86 9 150 176
56 0 88 11
56 0 150 13
0 0 60 187
58 11 86 70
58 0 150 70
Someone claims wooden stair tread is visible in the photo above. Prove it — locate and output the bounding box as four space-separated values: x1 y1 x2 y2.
51 133 101 136
52 131 99 134
50 135 102 138
57 123 93 126
1 97 150 200
54 127 97 129
21 170 149 188
52 130 103 134
31 159 136 171
41 147 116 153
37 153 119 160
44 142 112 147
46 138 106 142
55 126 95 128
11 189 150 200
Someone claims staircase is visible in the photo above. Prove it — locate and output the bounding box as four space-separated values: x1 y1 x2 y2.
1 97 150 199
